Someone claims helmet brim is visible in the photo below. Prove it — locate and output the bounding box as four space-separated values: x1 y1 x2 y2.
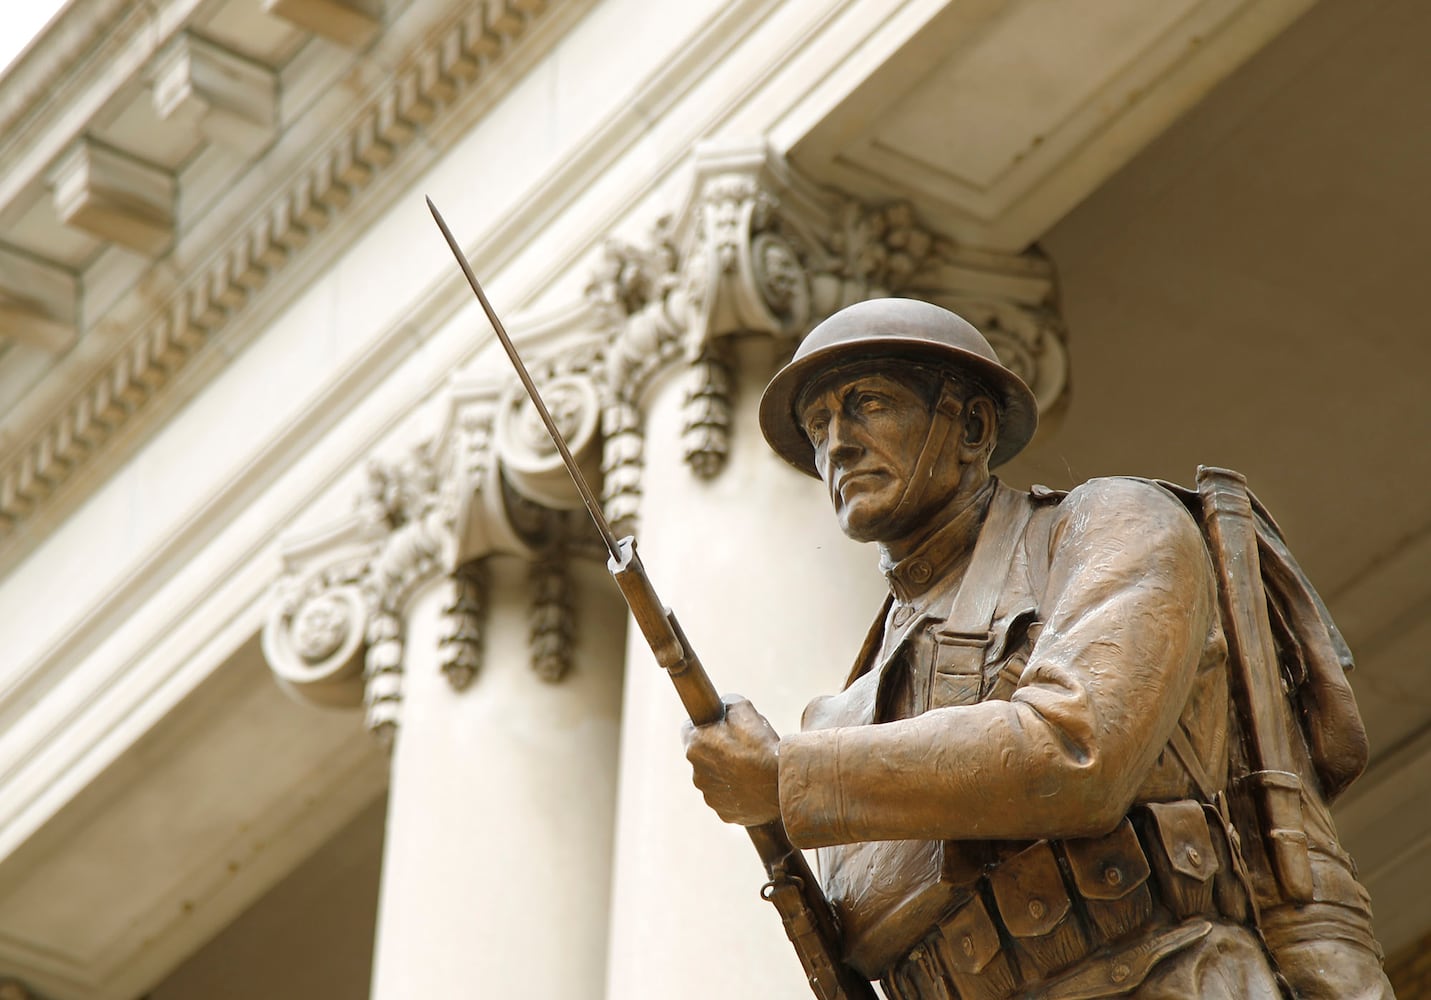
759 337 1039 477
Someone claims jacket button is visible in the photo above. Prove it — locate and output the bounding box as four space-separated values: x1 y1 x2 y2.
1187 847 1202 866
1027 899 1045 919
1111 962 1131 983
960 935 975 957
1105 866 1123 887
892 606 914 626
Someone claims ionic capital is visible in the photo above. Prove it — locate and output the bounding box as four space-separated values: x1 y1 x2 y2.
261 362 599 745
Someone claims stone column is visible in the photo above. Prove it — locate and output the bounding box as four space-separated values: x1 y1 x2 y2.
370 556 625 998
592 142 1072 998
263 368 625 999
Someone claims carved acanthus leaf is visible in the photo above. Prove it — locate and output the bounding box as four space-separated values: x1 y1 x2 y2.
437 560 487 692
529 550 573 684
681 350 734 480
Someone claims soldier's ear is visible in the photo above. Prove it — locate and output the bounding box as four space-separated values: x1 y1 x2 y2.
959 396 997 458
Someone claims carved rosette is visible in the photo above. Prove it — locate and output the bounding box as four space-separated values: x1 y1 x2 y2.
496 369 603 513
940 294 1069 422
264 529 378 714
263 438 463 746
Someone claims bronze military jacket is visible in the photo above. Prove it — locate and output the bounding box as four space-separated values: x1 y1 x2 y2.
776 478 1239 984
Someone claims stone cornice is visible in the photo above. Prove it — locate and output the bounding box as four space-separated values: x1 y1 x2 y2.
0 0 560 556
0 0 150 153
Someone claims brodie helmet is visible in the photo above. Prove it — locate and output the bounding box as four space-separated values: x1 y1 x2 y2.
758 297 1039 477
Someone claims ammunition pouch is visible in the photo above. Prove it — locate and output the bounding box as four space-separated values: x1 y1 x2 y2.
881 802 1245 1000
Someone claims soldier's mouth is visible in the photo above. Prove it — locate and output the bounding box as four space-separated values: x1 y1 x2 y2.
836 470 885 500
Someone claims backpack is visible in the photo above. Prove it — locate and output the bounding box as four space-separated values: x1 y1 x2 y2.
1160 468 1390 999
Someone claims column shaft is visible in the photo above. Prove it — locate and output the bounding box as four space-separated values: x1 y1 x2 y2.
372 557 625 998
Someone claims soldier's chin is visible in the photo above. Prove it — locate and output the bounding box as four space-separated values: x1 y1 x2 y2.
837 500 897 543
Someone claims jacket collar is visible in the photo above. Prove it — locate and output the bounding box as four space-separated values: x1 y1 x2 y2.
879 477 996 604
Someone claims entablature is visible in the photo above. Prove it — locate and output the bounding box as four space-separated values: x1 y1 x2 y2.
0 0 559 554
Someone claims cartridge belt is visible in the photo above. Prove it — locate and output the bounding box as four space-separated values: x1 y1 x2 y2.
881 800 1249 1000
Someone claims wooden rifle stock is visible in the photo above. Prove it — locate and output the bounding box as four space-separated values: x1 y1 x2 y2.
609 538 877 1000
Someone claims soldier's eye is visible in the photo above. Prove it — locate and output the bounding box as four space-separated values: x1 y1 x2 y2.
804 415 829 441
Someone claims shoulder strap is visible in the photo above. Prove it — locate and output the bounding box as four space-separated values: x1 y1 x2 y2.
932 482 1035 677
1167 722 1217 802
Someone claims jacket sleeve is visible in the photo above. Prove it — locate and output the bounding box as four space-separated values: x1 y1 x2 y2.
777 477 1218 848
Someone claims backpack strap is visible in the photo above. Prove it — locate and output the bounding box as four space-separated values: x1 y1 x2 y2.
1167 721 1217 803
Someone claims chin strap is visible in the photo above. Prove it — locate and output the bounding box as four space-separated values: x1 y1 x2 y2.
886 383 964 527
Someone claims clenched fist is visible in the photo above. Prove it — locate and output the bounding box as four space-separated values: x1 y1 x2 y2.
682 695 783 827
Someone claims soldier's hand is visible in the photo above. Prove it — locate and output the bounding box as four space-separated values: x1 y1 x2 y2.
682 695 782 827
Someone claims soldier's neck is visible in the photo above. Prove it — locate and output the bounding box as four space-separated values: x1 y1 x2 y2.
878 474 996 569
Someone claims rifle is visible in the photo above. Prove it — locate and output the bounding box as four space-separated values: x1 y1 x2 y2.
428 198 876 1000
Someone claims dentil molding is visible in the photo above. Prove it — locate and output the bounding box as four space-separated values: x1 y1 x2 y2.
261 142 1071 743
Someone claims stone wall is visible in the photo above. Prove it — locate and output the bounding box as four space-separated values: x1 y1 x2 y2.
1388 931 1431 999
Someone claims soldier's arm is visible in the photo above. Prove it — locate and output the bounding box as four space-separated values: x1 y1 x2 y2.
777 477 1216 847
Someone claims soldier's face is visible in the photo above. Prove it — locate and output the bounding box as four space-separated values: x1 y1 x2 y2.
798 371 944 542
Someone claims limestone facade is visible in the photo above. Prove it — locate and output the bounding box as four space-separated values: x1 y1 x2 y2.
0 1 1427 997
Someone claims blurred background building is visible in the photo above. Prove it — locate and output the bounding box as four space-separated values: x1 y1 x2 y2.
0 0 1427 996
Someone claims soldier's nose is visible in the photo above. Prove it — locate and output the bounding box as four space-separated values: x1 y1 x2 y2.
827 415 862 463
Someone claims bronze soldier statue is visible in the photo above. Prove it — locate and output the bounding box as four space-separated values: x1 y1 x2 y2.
683 298 1395 999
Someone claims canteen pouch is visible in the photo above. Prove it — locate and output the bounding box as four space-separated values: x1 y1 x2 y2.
988 840 1088 978
1140 800 1220 919
928 894 1019 1000
1062 819 1153 947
